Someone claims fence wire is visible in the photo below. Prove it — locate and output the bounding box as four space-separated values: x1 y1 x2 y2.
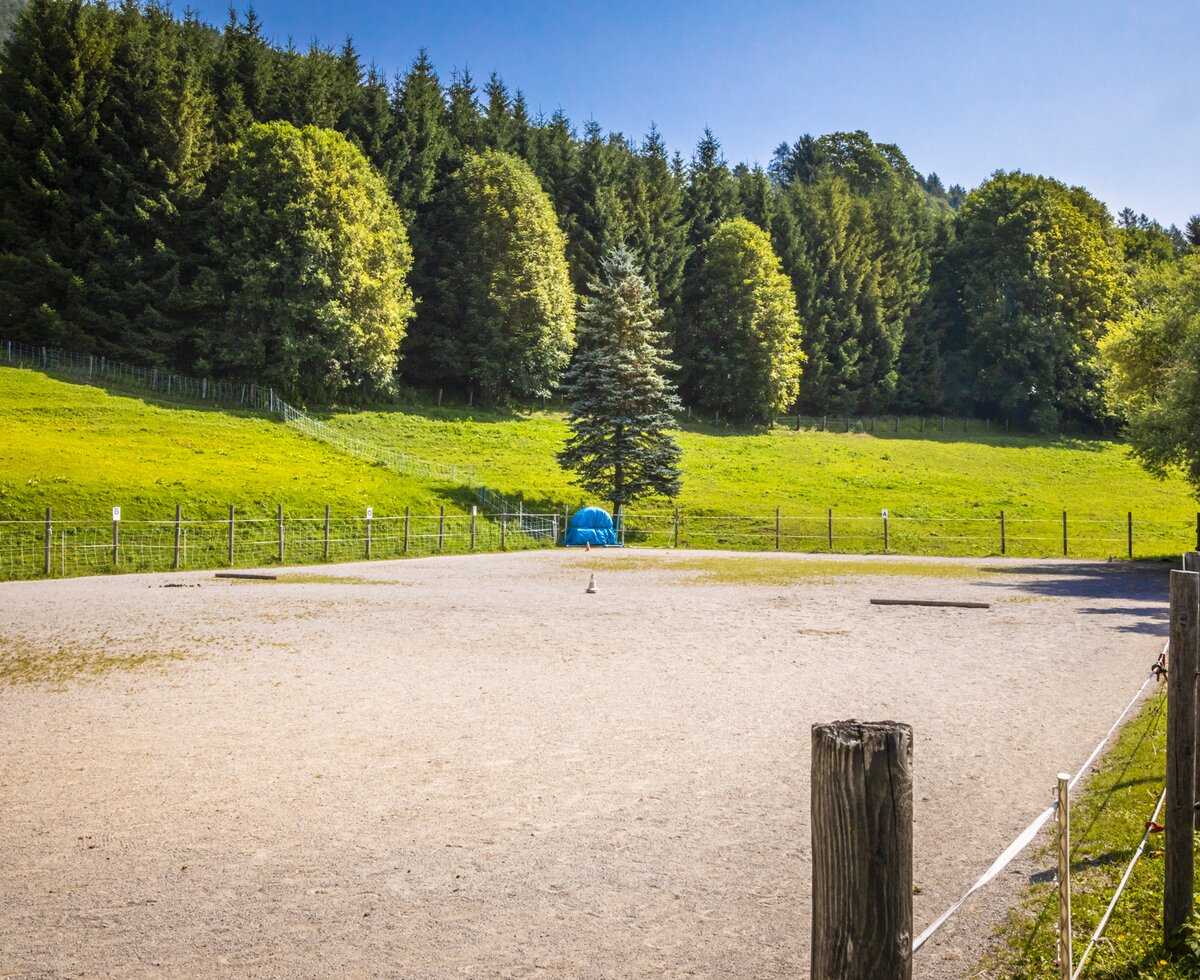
0 510 557 581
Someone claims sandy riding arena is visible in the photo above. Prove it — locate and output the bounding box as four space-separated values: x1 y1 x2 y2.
0 550 1169 978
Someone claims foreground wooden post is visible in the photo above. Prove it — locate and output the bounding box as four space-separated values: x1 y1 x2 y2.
112 512 119 566
1184 552 1200 831
277 504 284 563
811 720 913 980
775 507 781 551
44 507 51 576
470 505 477 550
438 505 445 551
673 506 680 548
501 518 507 550
403 507 410 554
1127 512 1133 560
1000 510 1006 555
827 508 833 551
365 507 372 559
173 504 181 570
1062 511 1068 557
1165 569 1199 940
323 504 330 560
1056 773 1072 980
228 504 234 566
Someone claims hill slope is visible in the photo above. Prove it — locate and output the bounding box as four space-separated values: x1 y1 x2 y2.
0 368 460 522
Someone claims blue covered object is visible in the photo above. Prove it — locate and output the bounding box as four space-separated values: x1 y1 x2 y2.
563 506 620 547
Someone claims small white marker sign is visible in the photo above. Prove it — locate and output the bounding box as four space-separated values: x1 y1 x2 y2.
112 506 122 522
881 509 888 519
366 507 373 519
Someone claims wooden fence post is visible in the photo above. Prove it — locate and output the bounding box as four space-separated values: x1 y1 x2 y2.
883 510 889 552
365 507 372 559
673 506 680 548
277 504 284 563
403 507 410 554
1184 552 1200 831
1057 773 1072 980
324 505 330 560
438 505 445 551
827 508 833 551
501 519 507 551
112 511 119 566
1165 568 1199 940
173 504 181 570
1127 512 1133 560
228 505 234 566
811 720 913 980
775 506 781 551
1062 511 1068 557
44 507 51 576
1000 510 1006 556
471 505 477 550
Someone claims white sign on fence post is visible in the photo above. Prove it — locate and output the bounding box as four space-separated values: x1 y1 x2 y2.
112 506 122 522
881 509 888 519
365 507 373 519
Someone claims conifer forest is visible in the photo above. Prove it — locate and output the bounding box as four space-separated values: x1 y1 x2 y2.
2 0 1198 435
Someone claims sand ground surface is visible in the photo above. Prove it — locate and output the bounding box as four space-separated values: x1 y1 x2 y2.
0 549 1170 979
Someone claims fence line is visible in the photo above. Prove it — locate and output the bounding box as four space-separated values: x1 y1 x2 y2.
0 506 558 581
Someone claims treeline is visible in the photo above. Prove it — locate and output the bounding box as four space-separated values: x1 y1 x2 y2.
1 1 1197 429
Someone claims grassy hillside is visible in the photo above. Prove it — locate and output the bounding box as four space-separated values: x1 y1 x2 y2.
324 402 1200 556
0 368 460 522
3 366 1198 561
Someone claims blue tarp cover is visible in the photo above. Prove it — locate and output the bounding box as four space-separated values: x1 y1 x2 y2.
563 506 620 547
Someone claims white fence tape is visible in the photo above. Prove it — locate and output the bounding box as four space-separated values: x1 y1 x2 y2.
912 640 1166 953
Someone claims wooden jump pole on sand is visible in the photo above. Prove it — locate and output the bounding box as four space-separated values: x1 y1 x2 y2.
811 720 913 980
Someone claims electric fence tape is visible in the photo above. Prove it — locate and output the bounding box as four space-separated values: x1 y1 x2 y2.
912 641 1166 954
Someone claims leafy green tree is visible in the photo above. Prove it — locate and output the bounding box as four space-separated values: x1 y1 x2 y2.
414 150 575 401
952 171 1126 429
200 121 414 401
689 217 804 423
558 245 682 518
1101 256 1200 488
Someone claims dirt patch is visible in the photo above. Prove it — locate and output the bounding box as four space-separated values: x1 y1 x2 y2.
0 552 1169 977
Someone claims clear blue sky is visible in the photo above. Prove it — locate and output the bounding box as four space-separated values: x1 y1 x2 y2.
183 0 1197 227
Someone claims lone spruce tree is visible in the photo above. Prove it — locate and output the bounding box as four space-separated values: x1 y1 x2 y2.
558 246 683 521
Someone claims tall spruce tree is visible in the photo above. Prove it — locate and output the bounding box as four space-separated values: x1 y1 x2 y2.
558 245 682 518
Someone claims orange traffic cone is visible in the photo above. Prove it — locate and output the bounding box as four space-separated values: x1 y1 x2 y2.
585 540 591 552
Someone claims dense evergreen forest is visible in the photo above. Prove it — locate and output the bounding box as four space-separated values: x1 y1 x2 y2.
1 0 1197 429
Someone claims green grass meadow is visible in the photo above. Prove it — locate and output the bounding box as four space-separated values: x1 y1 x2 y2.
3 366 1199 560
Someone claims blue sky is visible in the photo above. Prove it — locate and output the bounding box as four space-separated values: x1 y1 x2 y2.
183 1 1197 227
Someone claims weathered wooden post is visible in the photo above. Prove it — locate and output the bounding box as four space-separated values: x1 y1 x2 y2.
436 387 443 406
277 504 284 563
228 504 235 566
501 518 507 551
673 506 680 548
470 505 477 550
775 507 781 551
173 504 181 570
1184 552 1200 831
827 508 833 551
323 504 330 560
882 509 889 552
112 507 120 566
1000 510 1006 556
438 505 445 551
1056 773 1072 980
1062 511 1068 557
811 720 913 980
1127 512 1133 560
1165 568 1199 940
365 506 372 559
403 507 410 554
44 507 51 576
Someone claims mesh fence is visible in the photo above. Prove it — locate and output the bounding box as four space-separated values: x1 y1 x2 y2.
621 509 1197 560
0 510 557 581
